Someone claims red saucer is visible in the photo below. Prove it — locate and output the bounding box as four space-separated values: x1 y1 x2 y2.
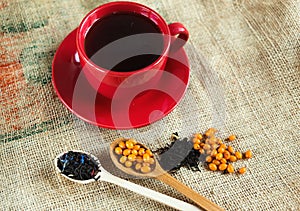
52 29 190 129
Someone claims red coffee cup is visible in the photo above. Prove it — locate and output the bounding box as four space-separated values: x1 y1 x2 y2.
76 1 189 99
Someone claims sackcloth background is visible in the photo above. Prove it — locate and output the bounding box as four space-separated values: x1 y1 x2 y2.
0 0 299 210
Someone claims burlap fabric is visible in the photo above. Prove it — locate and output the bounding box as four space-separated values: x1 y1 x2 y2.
1 0 299 210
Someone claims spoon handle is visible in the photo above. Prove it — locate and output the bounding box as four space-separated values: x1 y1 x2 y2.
100 169 200 211
156 173 224 211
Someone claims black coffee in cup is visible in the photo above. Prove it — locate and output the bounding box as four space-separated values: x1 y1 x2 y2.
84 12 164 72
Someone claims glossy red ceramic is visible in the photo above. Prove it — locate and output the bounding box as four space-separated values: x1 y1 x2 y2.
76 1 189 98
52 29 190 129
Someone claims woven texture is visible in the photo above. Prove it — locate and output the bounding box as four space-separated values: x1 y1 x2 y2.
1 0 299 210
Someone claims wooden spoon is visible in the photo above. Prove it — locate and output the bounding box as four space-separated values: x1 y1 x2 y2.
110 139 224 211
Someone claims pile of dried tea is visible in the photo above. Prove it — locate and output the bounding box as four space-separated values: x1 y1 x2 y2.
57 151 100 180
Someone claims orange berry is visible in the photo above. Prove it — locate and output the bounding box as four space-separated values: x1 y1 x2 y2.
143 153 150 162
238 167 247 174
193 143 201 150
123 149 131 156
135 163 142 170
141 165 151 173
138 148 145 156
194 133 203 140
125 140 134 149
146 149 153 157
206 150 212 155
228 135 236 141
227 164 234 173
133 144 141 150
124 161 132 168
220 144 227 149
131 149 138 156
203 144 211 150
215 153 223 160
114 147 123 155
227 146 235 154
118 141 126 149
208 163 218 171
128 138 137 145
119 156 127 164
136 156 143 163
223 150 231 160
245 150 252 159
218 147 225 153
211 149 218 157
235 151 243 159
206 156 213 163
229 155 237 162
219 163 228 171
193 137 201 144
149 158 155 165
220 158 227 164
127 154 136 162
212 159 221 166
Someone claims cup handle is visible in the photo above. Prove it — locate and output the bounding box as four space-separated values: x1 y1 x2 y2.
168 22 189 52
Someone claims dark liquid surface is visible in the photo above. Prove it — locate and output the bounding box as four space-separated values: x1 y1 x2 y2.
84 12 164 72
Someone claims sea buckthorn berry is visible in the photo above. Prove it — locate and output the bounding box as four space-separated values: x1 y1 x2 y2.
228 135 236 141
143 153 150 162
125 161 132 168
193 143 201 150
200 143 205 147
125 140 134 149
245 150 252 159
205 128 217 137
220 144 227 149
219 163 228 171
131 149 138 156
206 156 213 163
227 164 234 173
195 133 203 140
227 146 235 154
118 141 126 149
128 138 137 145
216 153 223 160
135 163 142 170
143 162 150 167
138 148 145 156
146 149 153 157
123 149 131 156
114 147 123 155
229 155 237 162
203 144 211 150
133 145 141 150
220 158 227 164
211 149 218 157
141 165 151 173
149 158 155 165
218 147 225 153
119 156 127 164
193 138 201 144
238 167 247 174
217 140 223 145
235 151 243 159
127 154 136 162
212 159 221 166
199 149 205 154
223 151 231 160
206 150 212 155
211 144 219 149
209 163 218 171
136 156 143 163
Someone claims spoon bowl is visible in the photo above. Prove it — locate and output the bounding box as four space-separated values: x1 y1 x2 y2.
54 150 200 210
110 139 224 211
